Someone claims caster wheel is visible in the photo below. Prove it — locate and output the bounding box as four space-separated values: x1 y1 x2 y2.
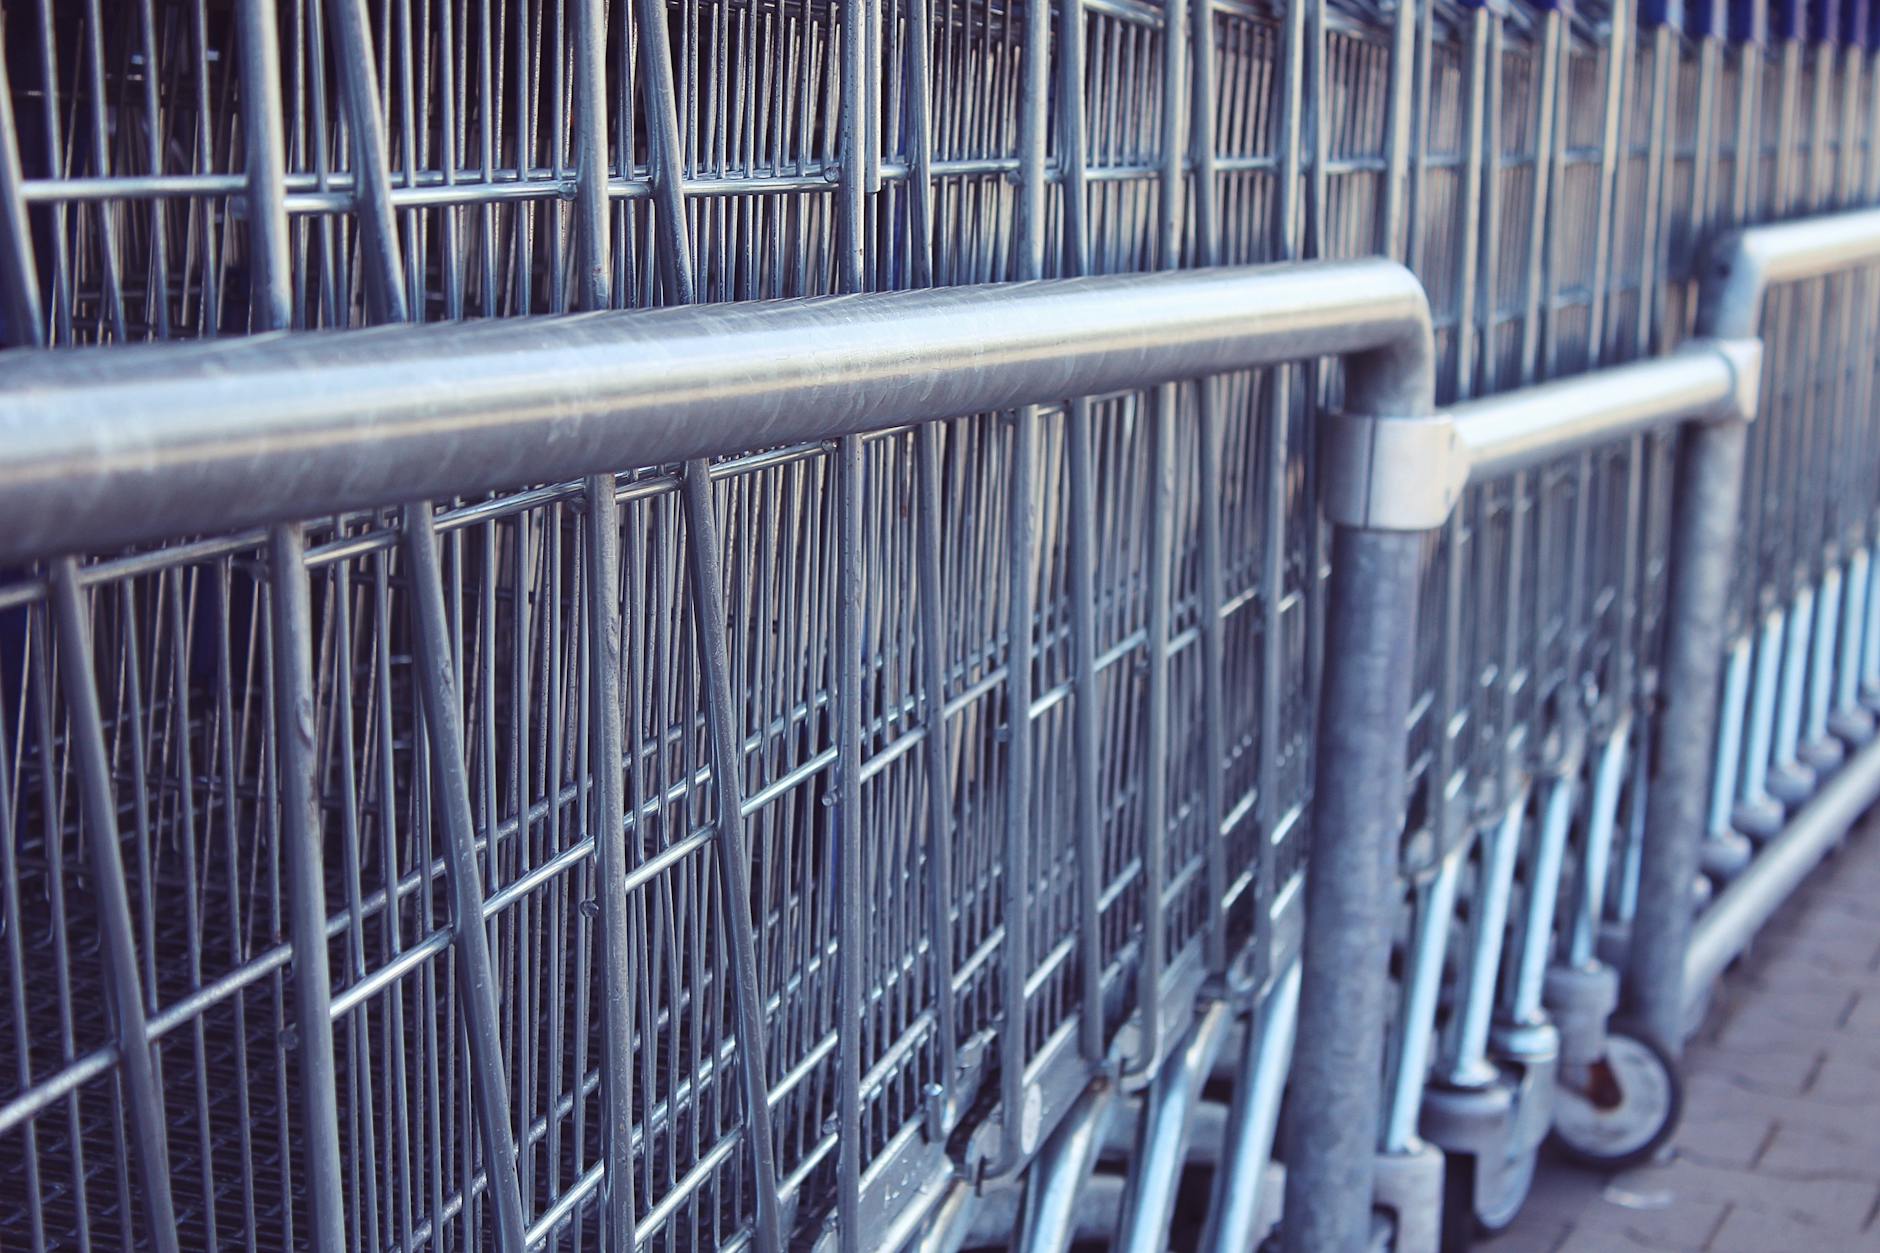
1550 1029 1682 1170
1474 1144 1538 1233
1440 1144 1539 1251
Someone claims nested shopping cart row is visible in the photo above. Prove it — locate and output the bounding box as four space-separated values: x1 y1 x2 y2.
4 0 1880 1250
0 264 1414 1251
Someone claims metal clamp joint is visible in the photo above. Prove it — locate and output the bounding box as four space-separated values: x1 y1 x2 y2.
1703 336 1764 424
1320 411 1466 532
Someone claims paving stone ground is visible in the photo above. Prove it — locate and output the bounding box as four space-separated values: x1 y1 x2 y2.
1485 815 1880 1253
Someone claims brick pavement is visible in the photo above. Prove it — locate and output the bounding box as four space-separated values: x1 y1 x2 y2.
1485 817 1880 1253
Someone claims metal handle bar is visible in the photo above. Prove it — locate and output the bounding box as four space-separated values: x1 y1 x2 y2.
1702 204 1880 336
0 260 1432 566
1320 339 1761 532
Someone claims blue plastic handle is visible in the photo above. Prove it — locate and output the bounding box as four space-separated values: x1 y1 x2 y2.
1843 0 1871 45
1772 0 1803 39
1729 0 1767 41
1810 0 1837 41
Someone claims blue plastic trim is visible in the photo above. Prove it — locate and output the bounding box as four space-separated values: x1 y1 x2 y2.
1729 0 1768 42
1810 0 1837 41
1844 0 1872 45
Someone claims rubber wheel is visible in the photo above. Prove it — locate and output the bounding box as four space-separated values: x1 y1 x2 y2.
1550 1029 1683 1170
1473 1143 1538 1234
1440 1143 1540 1252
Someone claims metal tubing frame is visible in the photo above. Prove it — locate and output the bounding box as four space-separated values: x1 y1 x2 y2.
1199 961 1303 1253
1381 846 1464 1154
1684 730 1880 1007
1290 334 1756 1247
1013 1081 1120 1253
1632 205 1880 1049
1281 289 1438 1252
1115 1003 1235 1253
0 259 1438 1248
1440 799 1526 1087
584 474 640 1249
1284 519 1429 1253
9 195 1865 1242
0 263 1432 565
400 502 531 1251
1571 716 1634 968
266 523 350 1251
1319 344 1760 534
8 11 1878 1253
47 560 182 1253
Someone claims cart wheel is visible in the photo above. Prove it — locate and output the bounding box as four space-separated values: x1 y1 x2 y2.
1474 1144 1538 1234
1440 1143 1539 1252
1550 1029 1682 1170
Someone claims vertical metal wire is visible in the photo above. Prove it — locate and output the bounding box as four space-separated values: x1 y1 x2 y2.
984 0 1053 1174
324 0 410 323
1381 0 1416 262
834 431 867 1253
1636 17 1676 360
1053 0 1111 1072
0 670 46 1251
48 559 182 1253
638 0 696 303
268 524 350 1251
22 1 66 342
585 475 640 1251
835 3 871 1239
1477 0 1505 395
1684 6 1725 340
400 504 530 1251
76 0 127 339
912 424 963 1097
0 19 43 348
574 0 615 311
1123 0 1190 1085
678 467 786 1253
1188 0 1230 980
238 0 295 332
905 0 938 288
1590 0 1631 364
132 0 173 339
628 8 788 1231
1301 0 1328 692
1260 0 1308 1044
